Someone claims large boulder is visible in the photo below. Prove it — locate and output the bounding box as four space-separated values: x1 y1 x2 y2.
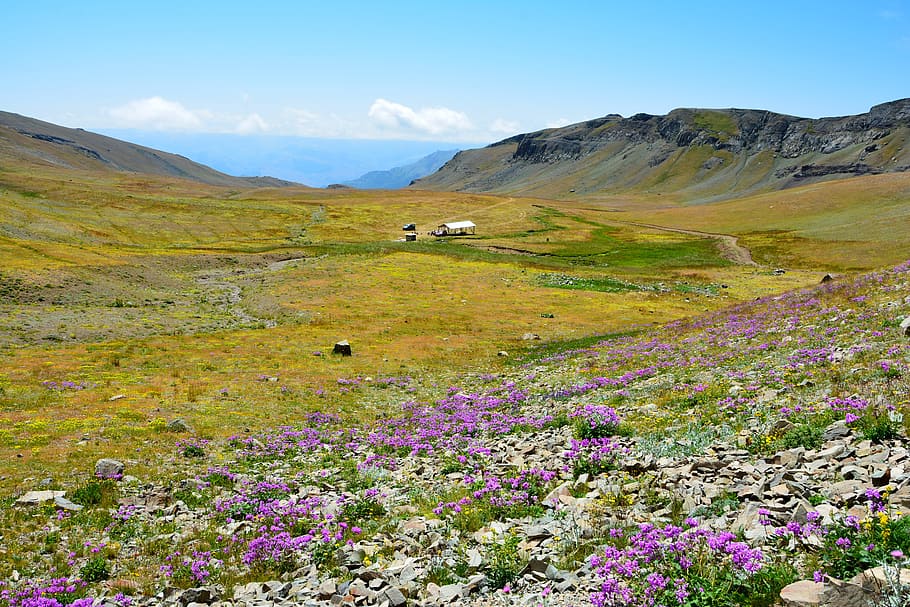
780 578 870 607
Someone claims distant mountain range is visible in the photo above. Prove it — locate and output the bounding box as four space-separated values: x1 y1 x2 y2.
97 131 471 188
0 111 297 188
342 149 458 189
413 99 910 202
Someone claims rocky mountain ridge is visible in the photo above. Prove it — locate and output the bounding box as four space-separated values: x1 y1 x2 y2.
414 99 910 201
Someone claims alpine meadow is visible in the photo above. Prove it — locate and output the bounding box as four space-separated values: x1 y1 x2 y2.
3 7 910 606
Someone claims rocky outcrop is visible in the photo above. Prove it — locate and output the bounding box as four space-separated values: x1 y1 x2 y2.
414 99 910 201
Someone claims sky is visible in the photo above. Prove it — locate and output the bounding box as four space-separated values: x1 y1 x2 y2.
3 0 909 144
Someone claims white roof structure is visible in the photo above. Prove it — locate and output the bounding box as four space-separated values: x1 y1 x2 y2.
441 221 476 229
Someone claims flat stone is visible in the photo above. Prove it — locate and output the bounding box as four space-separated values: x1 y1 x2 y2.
53 496 84 511
828 480 864 499
779 580 826 607
463 574 486 592
779 578 870 607
15 490 65 506
398 564 418 585
438 584 462 603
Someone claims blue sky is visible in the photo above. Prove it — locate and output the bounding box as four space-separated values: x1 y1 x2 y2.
3 0 908 143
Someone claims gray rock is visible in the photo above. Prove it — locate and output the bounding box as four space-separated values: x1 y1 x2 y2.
463 574 486 593
166 418 193 433
438 583 463 602
263 581 291 598
53 496 84 511
523 558 550 575
317 579 336 599
556 576 579 592
900 316 910 336
95 458 125 479
179 587 215 605
398 563 418 584
383 587 407 607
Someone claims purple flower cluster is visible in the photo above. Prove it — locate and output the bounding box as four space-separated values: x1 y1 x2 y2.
176 437 210 457
161 550 222 584
0 577 91 607
570 404 621 433
590 521 764 607
40 381 94 392
434 468 557 518
564 437 626 475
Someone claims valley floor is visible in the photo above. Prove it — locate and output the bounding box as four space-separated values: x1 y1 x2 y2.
1 168 910 606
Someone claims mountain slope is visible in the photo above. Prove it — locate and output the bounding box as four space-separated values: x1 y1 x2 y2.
413 99 910 202
342 149 458 189
0 111 298 188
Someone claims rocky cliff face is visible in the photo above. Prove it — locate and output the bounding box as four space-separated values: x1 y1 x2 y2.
414 99 910 201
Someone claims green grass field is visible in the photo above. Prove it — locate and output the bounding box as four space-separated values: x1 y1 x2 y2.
1 159 905 490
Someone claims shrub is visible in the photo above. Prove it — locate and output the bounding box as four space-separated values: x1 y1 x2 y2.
485 533 525 589
781 421 824 450
79 556 110 582
72 479 118 508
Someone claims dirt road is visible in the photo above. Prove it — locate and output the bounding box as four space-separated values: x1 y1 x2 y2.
614 220 758 266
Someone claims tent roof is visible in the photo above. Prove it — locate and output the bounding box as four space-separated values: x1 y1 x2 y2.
441 221 476 229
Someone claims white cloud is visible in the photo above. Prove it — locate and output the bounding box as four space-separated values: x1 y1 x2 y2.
490 118 521 135
546 117 572 129
109 97 206 130
368 98 473 136
280 108 359 138
235 113 268 134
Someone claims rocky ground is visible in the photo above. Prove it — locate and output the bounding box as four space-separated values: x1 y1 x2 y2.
5 261 910 607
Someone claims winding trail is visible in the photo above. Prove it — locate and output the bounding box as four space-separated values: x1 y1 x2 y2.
612 220 758 266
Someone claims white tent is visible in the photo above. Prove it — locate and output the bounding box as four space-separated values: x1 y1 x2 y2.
436 221 476 235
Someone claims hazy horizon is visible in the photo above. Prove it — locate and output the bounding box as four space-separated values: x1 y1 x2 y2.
98 128 470 186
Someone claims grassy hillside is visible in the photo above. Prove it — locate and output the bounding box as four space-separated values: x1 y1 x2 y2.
613 172 910 270
0 111 297 188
